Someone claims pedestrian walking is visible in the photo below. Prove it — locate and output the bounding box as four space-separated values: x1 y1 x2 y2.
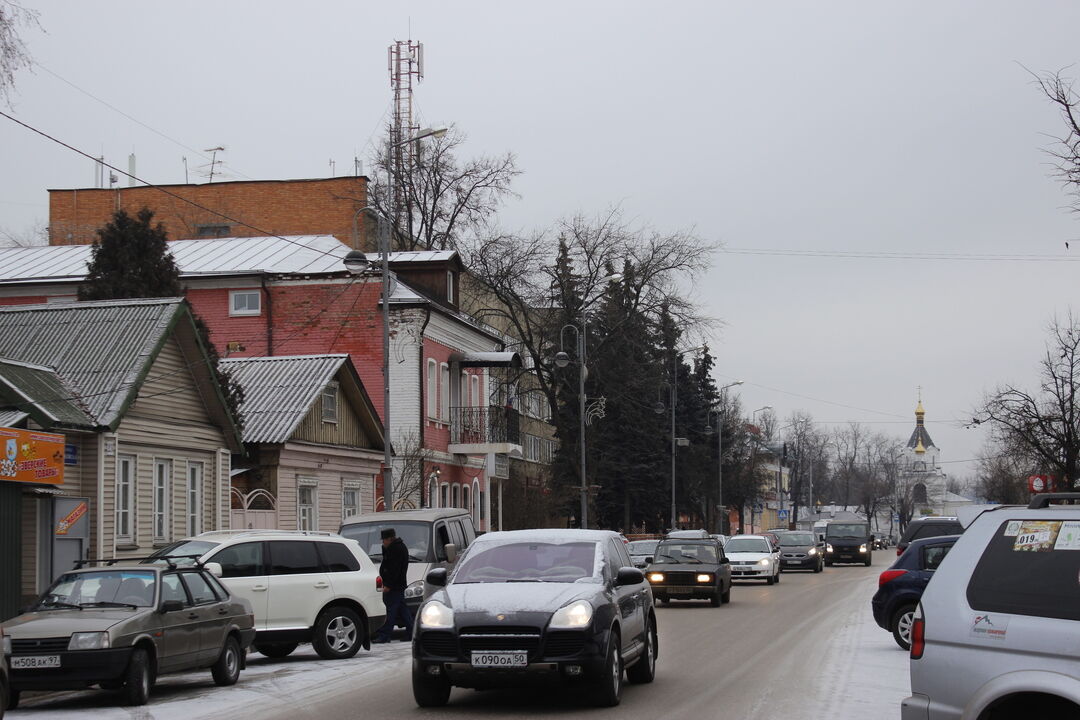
373 527 413 643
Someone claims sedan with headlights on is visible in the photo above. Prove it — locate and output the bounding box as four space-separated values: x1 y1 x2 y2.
412 529 657 708
645 538 731 606
776 531 824 573
724 535 782 585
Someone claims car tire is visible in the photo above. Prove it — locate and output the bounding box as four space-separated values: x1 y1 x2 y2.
122 648 152 706
312 606 363 660
626 618 656 684
891 603 917 651
710 591 721 607
212 636 242 686
721 585 731 604
412 664 451 707
658 596 670 605
766 574 775 585
254 641 299 659
864 556 872 567
6 688 19 712
814 562 823 573
825 560 833 567
591 631 622 707
774 569 781 584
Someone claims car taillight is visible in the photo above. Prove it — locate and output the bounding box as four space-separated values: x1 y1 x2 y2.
910 616 925 659
376 575 383 590
896 547 903 556
878 569 907 587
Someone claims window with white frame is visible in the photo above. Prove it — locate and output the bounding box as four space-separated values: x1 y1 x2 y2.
472 479 481 524
187 462 203 536
116 455 135 542
322 382 339 423
462 484 471 518
426 360 438 419
428 476 439 508
460 371 469 409
342 485 359 520
451 484 460 508
471 375 480 407
440 483 449 509
153 459 172 542
229 290 261 316
298 481 318 531
446 270 455 304
524 434 542 462
440 364 450 421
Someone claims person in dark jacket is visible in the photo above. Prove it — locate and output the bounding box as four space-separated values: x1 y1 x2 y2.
373 528 413 643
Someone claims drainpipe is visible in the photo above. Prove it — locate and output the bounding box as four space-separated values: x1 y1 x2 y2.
261 274 274 356
417 306 432 504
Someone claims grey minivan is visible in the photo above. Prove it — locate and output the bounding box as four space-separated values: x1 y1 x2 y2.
340 508 477 610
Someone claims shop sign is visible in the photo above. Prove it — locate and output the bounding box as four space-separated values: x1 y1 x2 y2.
0 426 65 485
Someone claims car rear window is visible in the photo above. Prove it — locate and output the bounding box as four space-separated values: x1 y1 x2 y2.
317 541 361 572
269 541 321 575
912 522 962 541
967 519 1080 621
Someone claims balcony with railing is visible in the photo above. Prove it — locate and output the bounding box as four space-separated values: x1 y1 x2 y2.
448 405 522 456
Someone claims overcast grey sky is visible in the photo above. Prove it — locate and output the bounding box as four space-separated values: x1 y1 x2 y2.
4 1 1080 481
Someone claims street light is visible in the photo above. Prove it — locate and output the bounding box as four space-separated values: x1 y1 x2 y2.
554 271 623 529
342 127 449 512
655 345 706 530
704 380 743 534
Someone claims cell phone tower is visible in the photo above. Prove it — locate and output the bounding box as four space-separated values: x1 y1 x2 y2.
387 39 423 225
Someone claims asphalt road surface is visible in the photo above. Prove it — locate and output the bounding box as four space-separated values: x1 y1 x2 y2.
16 553 897 720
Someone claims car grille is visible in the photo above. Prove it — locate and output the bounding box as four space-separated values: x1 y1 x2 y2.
12 637 69 653
543 631 586 657
459 626 541 657
419 631 457 657
657 571 700 586
782 553 806 559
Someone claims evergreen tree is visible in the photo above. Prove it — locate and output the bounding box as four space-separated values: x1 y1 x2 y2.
79 208 244 428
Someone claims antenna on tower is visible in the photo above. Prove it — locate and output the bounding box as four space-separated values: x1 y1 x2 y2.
388 38 424 225
197 146 226 183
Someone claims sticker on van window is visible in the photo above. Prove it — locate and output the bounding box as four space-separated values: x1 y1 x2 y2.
1053 521 1080 550
1003 520 1022 537
1012 521 1062 552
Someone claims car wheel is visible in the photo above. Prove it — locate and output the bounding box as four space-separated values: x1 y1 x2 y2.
313 606 363 660
864 556 872 567
774 568 781 584
626 618 656 684
658 596 670 605
721 585 731 604
591 631 623 707
254 641 299 659
212 636 242 686
766 574 775 585
710 591 721 607
891 604 917 651
825 560 833 567
412 664 451 707
6 688 18 712
122 648 152 706
814 561 823 573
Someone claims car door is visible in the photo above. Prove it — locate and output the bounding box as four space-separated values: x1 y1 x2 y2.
181 570 229 664
267 541 334 631
715 541 732 591
158 571 200 672
206 541 269 630
607 539 644 648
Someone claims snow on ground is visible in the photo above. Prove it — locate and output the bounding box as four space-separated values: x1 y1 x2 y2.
814 579 911 720
10 641 414 720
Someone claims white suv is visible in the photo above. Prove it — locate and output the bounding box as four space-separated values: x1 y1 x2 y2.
903 494 1080 719
151 530 384 660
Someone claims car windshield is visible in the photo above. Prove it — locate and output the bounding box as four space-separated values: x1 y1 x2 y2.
453 541 599 584
826 524 869 538
38 570 157 609
725 538 771 554
654 543 718 564
145 540 219 566
627 540 659 555
779 533 816 546
339 521 431 562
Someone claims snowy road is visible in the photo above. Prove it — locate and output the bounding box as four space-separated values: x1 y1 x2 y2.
11 554 909 719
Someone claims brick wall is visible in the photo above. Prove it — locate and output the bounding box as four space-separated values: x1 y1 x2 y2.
48 177 371 249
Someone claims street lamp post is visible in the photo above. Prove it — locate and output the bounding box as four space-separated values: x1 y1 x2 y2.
342 126 448 513
655 346 706 531
553 273 623 529
705 380 743 535
747 406 772 532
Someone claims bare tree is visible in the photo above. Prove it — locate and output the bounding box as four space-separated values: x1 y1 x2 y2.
0 221 46 247
979 313 1080 491
782 411 828 523
391 429 428 510
1034 69 1080 214
366 124 519 251
974 438 1035 504
0 1 38 105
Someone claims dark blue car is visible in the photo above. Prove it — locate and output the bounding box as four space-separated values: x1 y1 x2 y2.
871 534 959 650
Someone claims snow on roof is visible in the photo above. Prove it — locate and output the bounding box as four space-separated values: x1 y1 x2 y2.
473 529 619 544
386 250 458 264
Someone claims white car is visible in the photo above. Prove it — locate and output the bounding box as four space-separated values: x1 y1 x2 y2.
151 530 384 660
723 535 781 585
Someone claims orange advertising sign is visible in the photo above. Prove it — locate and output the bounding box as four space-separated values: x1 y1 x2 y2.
0 426 65 485
55 501 87 535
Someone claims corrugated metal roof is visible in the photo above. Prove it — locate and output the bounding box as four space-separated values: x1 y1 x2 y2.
386 250 457 264
0 235 352 283
0 298 182 427
0 358 95 427
220 354 348 444
0 410 28 427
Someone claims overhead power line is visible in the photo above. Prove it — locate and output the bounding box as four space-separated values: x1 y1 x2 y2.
722 247 1080 262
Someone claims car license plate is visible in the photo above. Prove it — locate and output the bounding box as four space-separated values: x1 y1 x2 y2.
471 651 527 668
669 587 692 594
12 655 60 669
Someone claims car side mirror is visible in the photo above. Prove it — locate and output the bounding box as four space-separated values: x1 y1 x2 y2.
160 600 184 614
616 567 644 586
444 543 458 564
644 556 653 564
204 562 223 578
719 557 730 564
426 568 448 587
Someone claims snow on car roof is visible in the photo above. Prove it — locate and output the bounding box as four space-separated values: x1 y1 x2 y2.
472 529 618 544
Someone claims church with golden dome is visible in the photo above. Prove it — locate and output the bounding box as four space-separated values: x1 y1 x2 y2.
904 391 963 515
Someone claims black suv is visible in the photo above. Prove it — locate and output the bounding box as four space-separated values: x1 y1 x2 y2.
895 516 963 557
412 529 657 708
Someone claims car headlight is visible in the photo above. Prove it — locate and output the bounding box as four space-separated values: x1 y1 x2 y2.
550 600 593 629
808 548 818 556
859 544 868 553
1 632 10 655
647 572 665 583
826 544 834 553
758 558 770 566
696 574 713 583
68 631 110 650
404 580 425 599
419 600 454 629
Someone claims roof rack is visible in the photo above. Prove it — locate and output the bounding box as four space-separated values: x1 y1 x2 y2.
196 529 335 539
1028 493 1080 509
73 554 204 571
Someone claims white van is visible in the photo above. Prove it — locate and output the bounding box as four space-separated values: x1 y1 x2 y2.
339 508 476 610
